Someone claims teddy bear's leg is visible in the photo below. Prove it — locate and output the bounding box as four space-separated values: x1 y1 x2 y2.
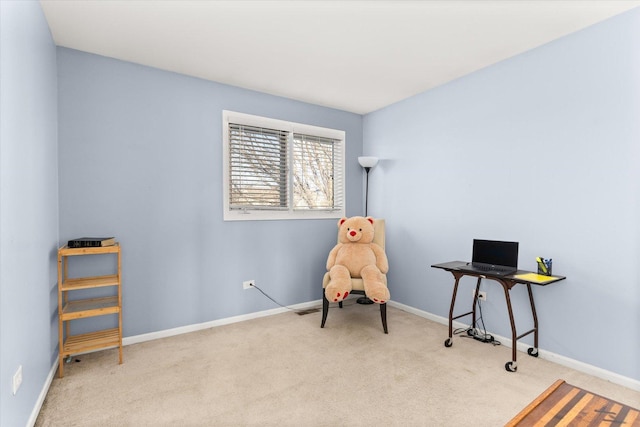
361 265 390 304
325 265 353 303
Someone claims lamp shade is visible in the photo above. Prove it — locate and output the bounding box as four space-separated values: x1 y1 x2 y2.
358 156 379 168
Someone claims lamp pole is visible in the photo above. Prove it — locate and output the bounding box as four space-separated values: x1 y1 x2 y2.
357 157 379 305
358 156 378 216
364 166 371 216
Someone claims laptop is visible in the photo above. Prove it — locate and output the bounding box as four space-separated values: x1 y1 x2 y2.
458 239 519 276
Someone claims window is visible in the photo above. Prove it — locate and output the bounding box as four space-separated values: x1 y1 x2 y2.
223 111 345 220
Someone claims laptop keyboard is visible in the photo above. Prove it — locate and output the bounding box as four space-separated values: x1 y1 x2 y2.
461 263 516 275
480 265 511 273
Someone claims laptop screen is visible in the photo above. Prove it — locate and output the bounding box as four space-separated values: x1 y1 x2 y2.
472 239 519 268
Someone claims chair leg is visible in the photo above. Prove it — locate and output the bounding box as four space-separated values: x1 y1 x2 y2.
321 292 329 328
380 303 388 334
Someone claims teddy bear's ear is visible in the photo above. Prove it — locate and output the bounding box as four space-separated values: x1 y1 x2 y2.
366 217 374 225
338 217 347 227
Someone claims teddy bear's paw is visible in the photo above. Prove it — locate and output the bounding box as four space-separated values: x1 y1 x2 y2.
366 288 390 304
325 289 350 303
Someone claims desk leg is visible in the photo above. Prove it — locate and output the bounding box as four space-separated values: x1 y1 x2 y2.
445 273 477 348
471 277 482 331
502 282 540 371
526 284 540 357
502 283 519 372
445 275 461 347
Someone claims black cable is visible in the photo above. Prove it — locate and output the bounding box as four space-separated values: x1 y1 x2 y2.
251 283 321 315
453 326 472 336
454 288 501 346
473 296 501 346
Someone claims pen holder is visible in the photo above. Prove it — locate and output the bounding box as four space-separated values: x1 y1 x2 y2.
537 257 552 276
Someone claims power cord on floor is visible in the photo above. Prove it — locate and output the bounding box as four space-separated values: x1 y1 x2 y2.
250 283 321 315
474 296 500 345
453 295 501 346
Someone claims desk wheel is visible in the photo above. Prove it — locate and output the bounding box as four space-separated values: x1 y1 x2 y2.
444 338 453 347
505 361 517 372
527 347 539 357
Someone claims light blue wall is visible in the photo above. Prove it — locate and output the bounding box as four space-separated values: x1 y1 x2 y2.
57 48 364 337
0 1 59 426
364 8 640 381
4 3 639 424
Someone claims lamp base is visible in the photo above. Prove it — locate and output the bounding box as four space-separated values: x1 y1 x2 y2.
356 296 374 305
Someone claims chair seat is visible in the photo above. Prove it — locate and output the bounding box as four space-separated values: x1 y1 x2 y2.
322 272 387 292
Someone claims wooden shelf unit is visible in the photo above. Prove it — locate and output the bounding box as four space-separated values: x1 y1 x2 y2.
57 243 122 378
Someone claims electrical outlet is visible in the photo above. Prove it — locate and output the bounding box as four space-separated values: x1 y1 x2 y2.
473 290 487 301
12 365 22 395
243 280 255 290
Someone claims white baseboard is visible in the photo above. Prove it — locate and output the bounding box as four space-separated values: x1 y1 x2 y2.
388 300 640 392
27 356 58 427
123 300 322 346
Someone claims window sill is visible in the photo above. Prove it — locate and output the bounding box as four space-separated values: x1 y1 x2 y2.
223 209 344 221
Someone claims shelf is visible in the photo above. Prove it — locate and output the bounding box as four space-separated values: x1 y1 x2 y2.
62 328 120 356
57 242 122 377
61 274 120 291
61 296 120 320
58 243 120 256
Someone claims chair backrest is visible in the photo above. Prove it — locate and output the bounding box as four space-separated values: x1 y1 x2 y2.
372 219 385 249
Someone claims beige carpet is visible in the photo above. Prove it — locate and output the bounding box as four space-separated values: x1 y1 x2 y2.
36 303 639 426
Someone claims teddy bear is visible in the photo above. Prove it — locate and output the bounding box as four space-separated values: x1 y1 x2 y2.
325 216 390 304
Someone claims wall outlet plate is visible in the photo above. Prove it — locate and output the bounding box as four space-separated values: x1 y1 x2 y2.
473 290 487 301
243 280 255 290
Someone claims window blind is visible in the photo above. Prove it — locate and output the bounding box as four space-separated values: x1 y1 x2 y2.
228 123 288 210
292 134 343 210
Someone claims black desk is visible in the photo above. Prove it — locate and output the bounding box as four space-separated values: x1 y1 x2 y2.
431 261 566 372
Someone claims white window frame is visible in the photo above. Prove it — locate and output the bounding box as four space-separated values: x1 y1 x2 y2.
222 110 346 221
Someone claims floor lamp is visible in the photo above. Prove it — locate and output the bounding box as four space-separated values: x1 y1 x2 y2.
357 156 379 305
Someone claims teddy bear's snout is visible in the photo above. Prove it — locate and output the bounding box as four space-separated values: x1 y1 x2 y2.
349 230 357 237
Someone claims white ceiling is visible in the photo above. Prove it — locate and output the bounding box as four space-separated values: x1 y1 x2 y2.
40 1 640 114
